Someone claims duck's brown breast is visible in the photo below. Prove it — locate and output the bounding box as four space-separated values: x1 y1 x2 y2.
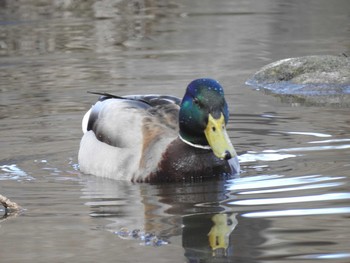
146 138 233 183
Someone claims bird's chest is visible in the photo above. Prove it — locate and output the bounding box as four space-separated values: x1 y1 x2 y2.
149 139 232 183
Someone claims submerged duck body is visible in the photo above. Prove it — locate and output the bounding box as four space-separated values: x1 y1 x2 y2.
78 78 240 183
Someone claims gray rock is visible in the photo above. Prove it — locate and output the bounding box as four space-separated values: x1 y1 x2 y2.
246 55 350 106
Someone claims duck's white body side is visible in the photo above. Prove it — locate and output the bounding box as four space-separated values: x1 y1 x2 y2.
79 130 140 180
78 98 178 181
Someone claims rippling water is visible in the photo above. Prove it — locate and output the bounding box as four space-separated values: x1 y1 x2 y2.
1 0 350 262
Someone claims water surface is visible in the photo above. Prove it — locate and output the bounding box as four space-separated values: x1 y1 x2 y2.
1 0 350 262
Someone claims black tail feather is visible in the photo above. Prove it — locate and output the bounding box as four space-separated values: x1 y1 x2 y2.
87 91 123 101
87 91 152 105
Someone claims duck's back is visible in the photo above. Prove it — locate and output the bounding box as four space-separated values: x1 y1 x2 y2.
78 95 180 181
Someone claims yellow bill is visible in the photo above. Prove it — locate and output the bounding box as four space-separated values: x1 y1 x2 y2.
204 113 237 160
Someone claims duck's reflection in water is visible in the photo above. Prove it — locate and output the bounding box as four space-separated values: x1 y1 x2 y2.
81 176 264 260
208 213 238 256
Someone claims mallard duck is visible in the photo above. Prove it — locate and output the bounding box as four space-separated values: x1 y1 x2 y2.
78 78 240 183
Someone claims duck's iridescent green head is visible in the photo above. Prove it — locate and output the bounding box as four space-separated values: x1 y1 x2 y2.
179 78 237 160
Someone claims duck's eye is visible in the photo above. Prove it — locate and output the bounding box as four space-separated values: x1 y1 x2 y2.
193 98 199 105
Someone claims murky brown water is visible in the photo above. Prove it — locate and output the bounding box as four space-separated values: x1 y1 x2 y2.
1 0 350 262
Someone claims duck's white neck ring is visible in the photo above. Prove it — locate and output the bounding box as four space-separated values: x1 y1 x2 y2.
178 134 212 150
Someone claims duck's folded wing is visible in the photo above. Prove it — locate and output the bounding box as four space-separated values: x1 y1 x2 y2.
87 92 181 106
84 99 148 147
123 94 181 106
83 96 180 148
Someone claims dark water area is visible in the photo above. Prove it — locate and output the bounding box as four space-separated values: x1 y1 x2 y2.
1 0 350 262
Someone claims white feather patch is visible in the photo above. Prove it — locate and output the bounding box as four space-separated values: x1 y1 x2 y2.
82 108 92 133
78 131 142 180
